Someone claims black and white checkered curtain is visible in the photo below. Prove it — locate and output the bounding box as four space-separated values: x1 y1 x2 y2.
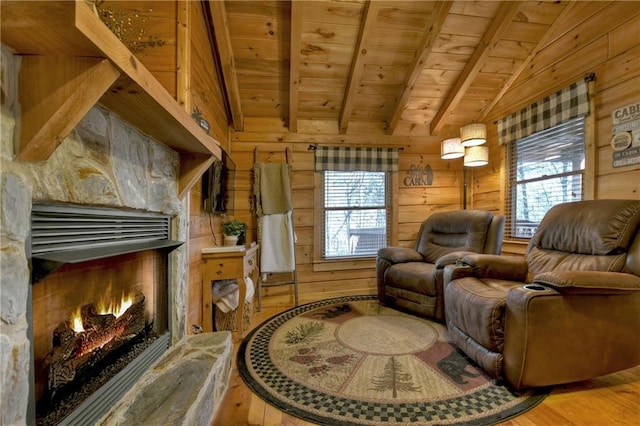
497 79 590 145
314 146 399 172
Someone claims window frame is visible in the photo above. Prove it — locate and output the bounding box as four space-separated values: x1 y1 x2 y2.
505 116 587 240
499 78 596 245
313 172 397 268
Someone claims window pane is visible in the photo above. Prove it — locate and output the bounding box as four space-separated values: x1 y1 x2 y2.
513 175 582 238
323 170 389 258
507 117 585 239
325 171 386 208
325 209 387 257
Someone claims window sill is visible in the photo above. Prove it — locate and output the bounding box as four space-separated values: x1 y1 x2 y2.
501 239 529 256
312 257 376 272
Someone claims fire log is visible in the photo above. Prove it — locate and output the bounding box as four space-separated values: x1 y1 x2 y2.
47 292 146 393
81 304 116 331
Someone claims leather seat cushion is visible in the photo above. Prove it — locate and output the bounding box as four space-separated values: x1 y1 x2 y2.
385 262 437 296
445 277 519 353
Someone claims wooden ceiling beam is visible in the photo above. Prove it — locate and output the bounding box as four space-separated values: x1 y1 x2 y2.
289 1 302 133
478 1 577 122
429 2 522 135
208 1 244 131
339 1 380 135
386 1 453 135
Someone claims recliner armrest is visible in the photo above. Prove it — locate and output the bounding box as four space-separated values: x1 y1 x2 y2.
435 251 476 269
443 264 474 285
461 254 528 281
534 271 640 294
377 247 423 264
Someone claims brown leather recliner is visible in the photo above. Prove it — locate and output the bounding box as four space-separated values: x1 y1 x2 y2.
376 210 505 322
445 199 640 390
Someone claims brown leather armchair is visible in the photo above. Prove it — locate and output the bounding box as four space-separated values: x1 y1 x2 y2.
445 199 640 389
376 210 504 322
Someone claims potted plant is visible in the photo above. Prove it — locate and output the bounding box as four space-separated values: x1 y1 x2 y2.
222 219 244 246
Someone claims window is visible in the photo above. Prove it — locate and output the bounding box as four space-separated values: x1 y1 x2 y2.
498 77 592 240
323 171 390 258
313 146 398 260
507 117 585 239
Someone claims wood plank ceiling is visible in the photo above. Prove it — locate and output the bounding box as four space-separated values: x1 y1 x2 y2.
211 0 572 136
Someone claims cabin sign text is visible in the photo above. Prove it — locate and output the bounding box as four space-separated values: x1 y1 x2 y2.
404 164 434 186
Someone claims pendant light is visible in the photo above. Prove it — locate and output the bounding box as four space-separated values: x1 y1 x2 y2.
440 137 464 159
463 146 489 167
460 122 487 147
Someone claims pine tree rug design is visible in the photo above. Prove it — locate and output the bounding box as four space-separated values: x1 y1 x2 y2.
238 295 549 425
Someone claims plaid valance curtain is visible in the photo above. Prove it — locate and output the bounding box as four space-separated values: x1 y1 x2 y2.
497 78 590 145
314 146 399 172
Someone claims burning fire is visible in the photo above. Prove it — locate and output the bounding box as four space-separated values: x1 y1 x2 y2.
97 293 134 318
69 293 135 334
71 308 85 333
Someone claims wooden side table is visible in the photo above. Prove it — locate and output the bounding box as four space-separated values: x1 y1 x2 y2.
201 244 259 333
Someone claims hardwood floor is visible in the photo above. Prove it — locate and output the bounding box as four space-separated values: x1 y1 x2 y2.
212 298 640 426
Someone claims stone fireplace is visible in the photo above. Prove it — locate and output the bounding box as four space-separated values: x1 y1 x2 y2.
1 46 189 425
30 203 183 425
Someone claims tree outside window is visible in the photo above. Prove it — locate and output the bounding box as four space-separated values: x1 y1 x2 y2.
323 171 389 257
508 117 585 238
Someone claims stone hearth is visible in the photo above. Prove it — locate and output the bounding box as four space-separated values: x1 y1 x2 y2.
100 332 232 425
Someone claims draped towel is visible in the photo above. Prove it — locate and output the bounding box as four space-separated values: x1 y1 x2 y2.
260 211 296 273
254 163 293 216
212 276 255 313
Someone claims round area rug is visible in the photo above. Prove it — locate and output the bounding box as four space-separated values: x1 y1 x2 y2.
238 295 549 425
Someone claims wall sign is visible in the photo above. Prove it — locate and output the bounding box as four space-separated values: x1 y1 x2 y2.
611 101 640 168
404 164 433 186
192 107 211 134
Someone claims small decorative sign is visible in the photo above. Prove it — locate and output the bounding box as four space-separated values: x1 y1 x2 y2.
611 132 632 151
403 164 433 186
192 107 211 134
611 102 640 167
613 147 640 168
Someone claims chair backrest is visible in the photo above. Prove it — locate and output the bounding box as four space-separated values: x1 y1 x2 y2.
526 199 640 279
414 210 503 263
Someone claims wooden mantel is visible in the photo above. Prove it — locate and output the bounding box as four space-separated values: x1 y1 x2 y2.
0 0 223 199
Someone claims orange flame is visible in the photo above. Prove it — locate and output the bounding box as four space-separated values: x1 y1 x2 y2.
69 292 137 357
70 308 84 333
70 293 135 334
97 293 134 318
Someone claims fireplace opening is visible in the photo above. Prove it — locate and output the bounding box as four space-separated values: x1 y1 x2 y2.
28 204 182 425
33 252 165 426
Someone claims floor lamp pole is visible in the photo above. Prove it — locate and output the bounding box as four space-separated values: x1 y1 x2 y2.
463 167 467 210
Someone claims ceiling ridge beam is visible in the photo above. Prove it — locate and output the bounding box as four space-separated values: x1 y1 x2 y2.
386 1 453 135
478 1 578 122
208 1 244 131
289 1 302 133
429 2 522 135
339 0 380 135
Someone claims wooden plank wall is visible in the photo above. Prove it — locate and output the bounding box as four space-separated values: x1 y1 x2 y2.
479 1 640 256
188 0 230 147
112 1 229 145
187 179 224 330
105 1 178 97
